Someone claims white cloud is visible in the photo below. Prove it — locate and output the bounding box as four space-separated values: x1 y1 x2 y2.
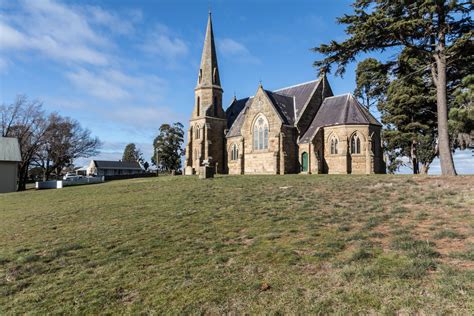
66 67 166 102
66 68 130 101
0 0 112 66
140 24 188 62
0 21 29 49
85 5 139 35
218 38 260 64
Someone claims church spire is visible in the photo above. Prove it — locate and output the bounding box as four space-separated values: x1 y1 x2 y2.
197 12 221 88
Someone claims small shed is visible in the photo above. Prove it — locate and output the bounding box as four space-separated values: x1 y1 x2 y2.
0 137 21 193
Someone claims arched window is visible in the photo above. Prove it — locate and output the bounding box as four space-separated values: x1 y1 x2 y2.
196 97 200 116
330 136 338 155
231 144 239 160
253 116 269 150
195 125 200 139
351 134 361 154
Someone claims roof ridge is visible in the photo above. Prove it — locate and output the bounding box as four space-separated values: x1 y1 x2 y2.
274 79 320 92
324 93 351 100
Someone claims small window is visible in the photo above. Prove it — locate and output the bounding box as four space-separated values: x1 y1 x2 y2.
196 97 200 116
199 69 202 83
351 134 361 154
231 144 239 161
330 136 338 155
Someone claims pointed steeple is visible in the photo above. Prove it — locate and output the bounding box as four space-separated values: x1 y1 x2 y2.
197 12 221 88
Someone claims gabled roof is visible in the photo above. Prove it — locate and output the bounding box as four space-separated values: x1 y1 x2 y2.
226 97 252 137
0 137 21 162
265 90 295 125
226 97 251 129
93 160 143 170
274 79 321 120
299 94 381 144
225 79 320 137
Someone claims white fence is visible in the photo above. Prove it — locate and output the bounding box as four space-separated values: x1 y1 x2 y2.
36 177 104 190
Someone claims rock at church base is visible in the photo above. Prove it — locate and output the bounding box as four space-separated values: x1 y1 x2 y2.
199 166 214 179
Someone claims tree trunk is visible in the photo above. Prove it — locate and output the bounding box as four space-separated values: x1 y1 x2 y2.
411 140 419 174
18 164 28 191
434 55 457 175
420 164 430 174
432 5 457 176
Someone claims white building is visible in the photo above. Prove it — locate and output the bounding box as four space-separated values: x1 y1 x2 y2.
87 160 143 177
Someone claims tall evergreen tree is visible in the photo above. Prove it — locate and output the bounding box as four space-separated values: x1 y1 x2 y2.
122 143 143 163
379 51 438 174
449 74 474 149
313 0 473 175
152 123 184 172
354 58 388 111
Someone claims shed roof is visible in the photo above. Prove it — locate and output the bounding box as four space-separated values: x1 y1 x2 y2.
0 137 21 162
93 160 143 170
299 94 381 143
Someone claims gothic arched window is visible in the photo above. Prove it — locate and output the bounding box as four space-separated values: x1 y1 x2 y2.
195 125 200 139
231 144 239 160
253 116 269 150
330 136 338 155
350 134 361 154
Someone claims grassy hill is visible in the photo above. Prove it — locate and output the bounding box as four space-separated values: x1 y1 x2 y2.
0 175 473 314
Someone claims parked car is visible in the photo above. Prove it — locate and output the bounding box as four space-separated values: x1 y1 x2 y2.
63 173 83 181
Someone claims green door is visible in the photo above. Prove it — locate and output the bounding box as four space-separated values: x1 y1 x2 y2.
301 152 308 172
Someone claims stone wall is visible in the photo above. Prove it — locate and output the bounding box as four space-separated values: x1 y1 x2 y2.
227 136 243 175
240 86 283 175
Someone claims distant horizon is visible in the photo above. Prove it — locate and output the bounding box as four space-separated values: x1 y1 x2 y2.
1 0 472 174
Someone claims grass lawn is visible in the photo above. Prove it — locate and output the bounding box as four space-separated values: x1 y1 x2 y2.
0 175 473 314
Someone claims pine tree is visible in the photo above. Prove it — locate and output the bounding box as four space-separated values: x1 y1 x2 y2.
379 50 438 174
122 143 143 163
313 0 473 175
354 58 388 111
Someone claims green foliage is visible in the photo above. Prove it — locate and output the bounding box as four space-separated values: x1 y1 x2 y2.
449 74 474 149
354 58 388 111
313 0 473 175
122 143 143 163
152 122 184 172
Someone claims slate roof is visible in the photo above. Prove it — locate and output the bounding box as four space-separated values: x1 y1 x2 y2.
274 79 321 120
299 94 382 144
225 79 321 137
226 97 251 129
93 160 143 170
0 137 21 162
265 90 295 125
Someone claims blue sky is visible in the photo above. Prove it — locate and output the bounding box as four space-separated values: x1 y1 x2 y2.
0 0 472 174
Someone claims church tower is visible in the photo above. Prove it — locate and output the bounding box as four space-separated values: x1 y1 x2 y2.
185 12 227 175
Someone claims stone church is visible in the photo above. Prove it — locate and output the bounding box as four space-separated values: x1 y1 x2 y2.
184 13 386 175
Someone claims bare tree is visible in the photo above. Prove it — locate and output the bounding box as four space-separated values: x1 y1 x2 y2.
1 95 49 190
35 113 101 180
